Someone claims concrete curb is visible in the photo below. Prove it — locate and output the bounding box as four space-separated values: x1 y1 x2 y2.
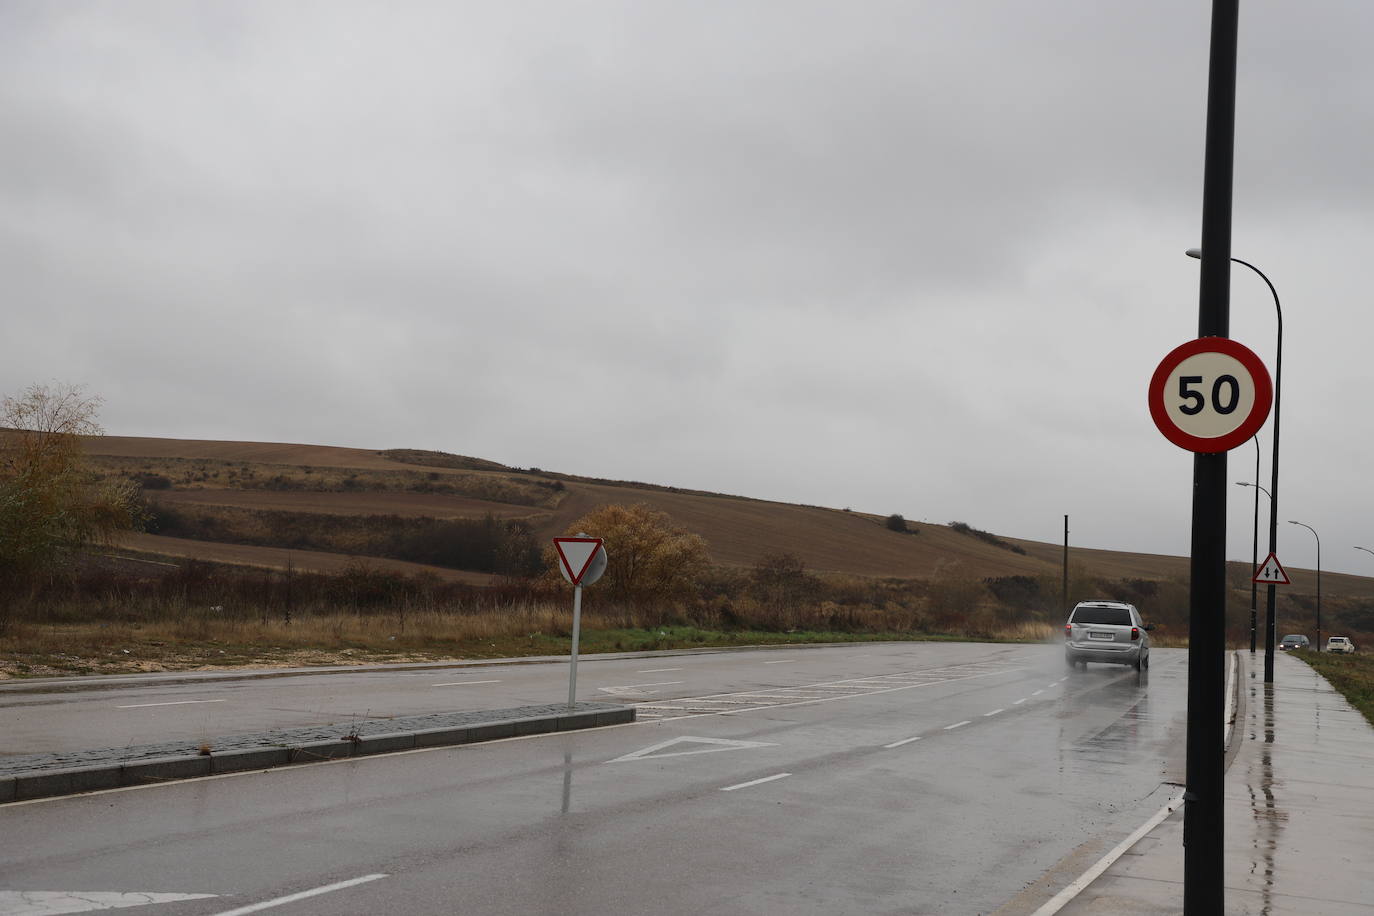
2 704 634 804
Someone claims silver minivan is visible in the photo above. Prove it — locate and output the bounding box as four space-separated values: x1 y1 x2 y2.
1065 600 1152 670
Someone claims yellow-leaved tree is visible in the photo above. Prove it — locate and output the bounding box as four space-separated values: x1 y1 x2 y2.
0 383 143 595
555 503 709 605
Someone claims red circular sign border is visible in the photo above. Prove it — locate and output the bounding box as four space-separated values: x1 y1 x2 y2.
1148 337 1273 453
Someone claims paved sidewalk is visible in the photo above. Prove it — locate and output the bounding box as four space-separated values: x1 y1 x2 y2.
1060 652 1374 914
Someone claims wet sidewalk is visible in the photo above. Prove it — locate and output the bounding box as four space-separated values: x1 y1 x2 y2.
1060 652 1374 914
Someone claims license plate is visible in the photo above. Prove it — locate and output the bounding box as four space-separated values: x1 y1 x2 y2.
1088 631 1114 641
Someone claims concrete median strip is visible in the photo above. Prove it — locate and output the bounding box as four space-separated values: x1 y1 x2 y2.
0 702 634 804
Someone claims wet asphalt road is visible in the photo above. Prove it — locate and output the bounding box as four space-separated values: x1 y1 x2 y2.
0 643 1188 915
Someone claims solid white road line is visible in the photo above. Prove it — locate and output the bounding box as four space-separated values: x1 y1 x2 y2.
943 720 971 730
1033 652 1239 915
637 667 684 673
720 773 791 792
1029 791 1185 916
431 680 501 687
210 874 388 916
116 699 226 709
883 736 922 748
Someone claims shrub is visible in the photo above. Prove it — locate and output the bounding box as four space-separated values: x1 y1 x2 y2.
885 513 911 533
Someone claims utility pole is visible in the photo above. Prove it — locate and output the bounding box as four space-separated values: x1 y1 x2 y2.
1062 515 1070 614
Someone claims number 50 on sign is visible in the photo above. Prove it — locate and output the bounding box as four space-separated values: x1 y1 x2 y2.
1149 337 1273 453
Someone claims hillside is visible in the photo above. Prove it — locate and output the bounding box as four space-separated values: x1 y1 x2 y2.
68 433 1372 603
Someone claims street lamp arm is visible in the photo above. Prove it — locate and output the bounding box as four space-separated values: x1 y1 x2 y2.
1355 546 1374 559
1236 481 1272 499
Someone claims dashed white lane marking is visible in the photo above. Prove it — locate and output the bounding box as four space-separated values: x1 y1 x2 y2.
1031 690 1044 696
762 660 794 665
721 773 791 792
637 667 684 673
984 708 1004 717
210 874 387 916
944 720 972 730
117 699 226 709
431 680 501 687
883 736 922 748
1013 698 1028 705
604 681 684 689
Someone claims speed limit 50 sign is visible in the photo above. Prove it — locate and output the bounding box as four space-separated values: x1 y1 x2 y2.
1149 337 1273 453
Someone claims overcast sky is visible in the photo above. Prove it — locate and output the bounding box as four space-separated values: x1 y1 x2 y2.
4 1 1372 575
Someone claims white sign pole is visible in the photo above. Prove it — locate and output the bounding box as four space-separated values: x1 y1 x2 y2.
568 584 583 707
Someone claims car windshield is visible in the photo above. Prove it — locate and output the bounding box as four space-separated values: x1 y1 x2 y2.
1282 636 1303 644
1072 606 1132 625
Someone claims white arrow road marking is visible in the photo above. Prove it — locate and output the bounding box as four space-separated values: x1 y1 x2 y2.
608 736 777 763
0 890 218 914
596 681 682 697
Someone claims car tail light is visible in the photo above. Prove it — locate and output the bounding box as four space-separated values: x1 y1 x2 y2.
1131 627 1140 641
1065 624 1073 639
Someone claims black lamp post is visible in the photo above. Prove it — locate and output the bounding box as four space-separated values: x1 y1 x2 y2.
1237 476 1268 652
1188 248 1283 682
1289 520 1321 650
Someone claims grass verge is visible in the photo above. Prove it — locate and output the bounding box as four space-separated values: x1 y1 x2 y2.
1295 650 1374 728
0 619 1057 678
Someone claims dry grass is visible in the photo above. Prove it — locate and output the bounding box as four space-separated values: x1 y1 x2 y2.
0 610 1062 679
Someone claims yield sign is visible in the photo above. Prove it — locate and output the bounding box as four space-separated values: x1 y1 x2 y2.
608 736 777 763
1253 552 1291 585
553 537 604 585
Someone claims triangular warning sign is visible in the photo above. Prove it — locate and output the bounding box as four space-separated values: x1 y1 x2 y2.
1253 552 1291 585
607 736 777 763
553 537 603 585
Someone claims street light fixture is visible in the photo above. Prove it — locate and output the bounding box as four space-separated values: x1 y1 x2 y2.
1289 520 1321 651
1356 546 1374 560
1188 248 1284 682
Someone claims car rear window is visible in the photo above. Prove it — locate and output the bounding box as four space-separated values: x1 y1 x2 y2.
1072 606 1132 625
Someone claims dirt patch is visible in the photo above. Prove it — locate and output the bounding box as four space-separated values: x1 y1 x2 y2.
110 533 499 583
149 488 545 520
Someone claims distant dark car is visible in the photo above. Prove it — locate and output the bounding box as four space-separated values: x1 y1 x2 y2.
1279 635 1310 651
1065 600 1152 670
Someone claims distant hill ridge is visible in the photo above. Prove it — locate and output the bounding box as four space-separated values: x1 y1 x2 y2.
68 433 1372 601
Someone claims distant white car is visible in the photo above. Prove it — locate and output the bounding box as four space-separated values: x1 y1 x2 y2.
1326 636 1356 654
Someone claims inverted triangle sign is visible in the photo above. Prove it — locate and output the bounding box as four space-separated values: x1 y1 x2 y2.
1253 552 1291 585
554 537 603 585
